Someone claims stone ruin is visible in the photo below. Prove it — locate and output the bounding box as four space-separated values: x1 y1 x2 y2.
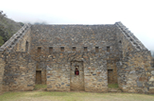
0 22 154 93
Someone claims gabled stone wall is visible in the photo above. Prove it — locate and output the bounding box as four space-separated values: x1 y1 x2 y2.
0 24 34 93
30 24 121 87
115 22 154 93
115 22 147 58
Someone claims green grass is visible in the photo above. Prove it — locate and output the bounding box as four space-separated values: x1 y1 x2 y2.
108 83 119 88
34 84 47 90
0 92 26 101
0 91 154 101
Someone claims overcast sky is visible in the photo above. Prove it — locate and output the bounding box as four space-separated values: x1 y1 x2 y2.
1 0 154 50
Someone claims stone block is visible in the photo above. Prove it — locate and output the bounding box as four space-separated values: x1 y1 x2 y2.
149 76 154 81
137 81 143 87
151 71 154 75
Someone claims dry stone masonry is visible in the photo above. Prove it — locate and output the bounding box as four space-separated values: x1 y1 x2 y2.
0 22 153 94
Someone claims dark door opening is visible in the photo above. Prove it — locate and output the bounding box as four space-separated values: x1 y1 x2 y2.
36 71 42 84
26 41 29 52
108 69 113 84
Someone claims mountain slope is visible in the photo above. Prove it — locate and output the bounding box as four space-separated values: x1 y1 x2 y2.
0 11 23 46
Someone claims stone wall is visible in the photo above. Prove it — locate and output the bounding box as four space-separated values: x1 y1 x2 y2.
14 28 31 53
115 22 147 58
0 52 5 94
117 51 154 93
30 24 122 91
46 52 107 92
115 22 154 93
152 58 154 67
0 22 153 93
2 52 35 91
0 24 35 92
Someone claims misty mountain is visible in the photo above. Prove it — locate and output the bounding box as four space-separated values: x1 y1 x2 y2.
0 11 23 46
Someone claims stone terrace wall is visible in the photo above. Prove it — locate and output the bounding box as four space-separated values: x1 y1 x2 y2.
2 52 35 91
117 51 154 93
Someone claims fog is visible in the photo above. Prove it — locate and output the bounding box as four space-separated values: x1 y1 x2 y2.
1 0 154 50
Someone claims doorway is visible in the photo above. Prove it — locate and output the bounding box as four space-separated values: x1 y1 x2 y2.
70 61 84 91
36 71 42 84
108 69 113 84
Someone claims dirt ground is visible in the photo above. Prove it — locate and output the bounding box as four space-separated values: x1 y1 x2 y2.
0 91 154 101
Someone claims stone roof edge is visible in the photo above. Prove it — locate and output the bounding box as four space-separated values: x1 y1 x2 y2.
115 21 148 51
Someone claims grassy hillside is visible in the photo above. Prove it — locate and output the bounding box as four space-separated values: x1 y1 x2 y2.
0 11 23 46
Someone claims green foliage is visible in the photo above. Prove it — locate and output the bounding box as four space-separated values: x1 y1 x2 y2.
0 36 4 46
108 83 119 88
19 22 24 26
0 11 22 46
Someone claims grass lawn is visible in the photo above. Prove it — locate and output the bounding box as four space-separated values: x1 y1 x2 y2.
0 91 154 101
34 84 47 90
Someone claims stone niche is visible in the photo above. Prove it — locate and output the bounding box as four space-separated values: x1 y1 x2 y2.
70 61 84 91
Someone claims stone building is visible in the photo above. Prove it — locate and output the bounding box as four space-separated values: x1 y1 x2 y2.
0 22 154 93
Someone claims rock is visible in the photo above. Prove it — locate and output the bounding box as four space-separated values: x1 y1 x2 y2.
151 71 154 75
149 76 154 81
